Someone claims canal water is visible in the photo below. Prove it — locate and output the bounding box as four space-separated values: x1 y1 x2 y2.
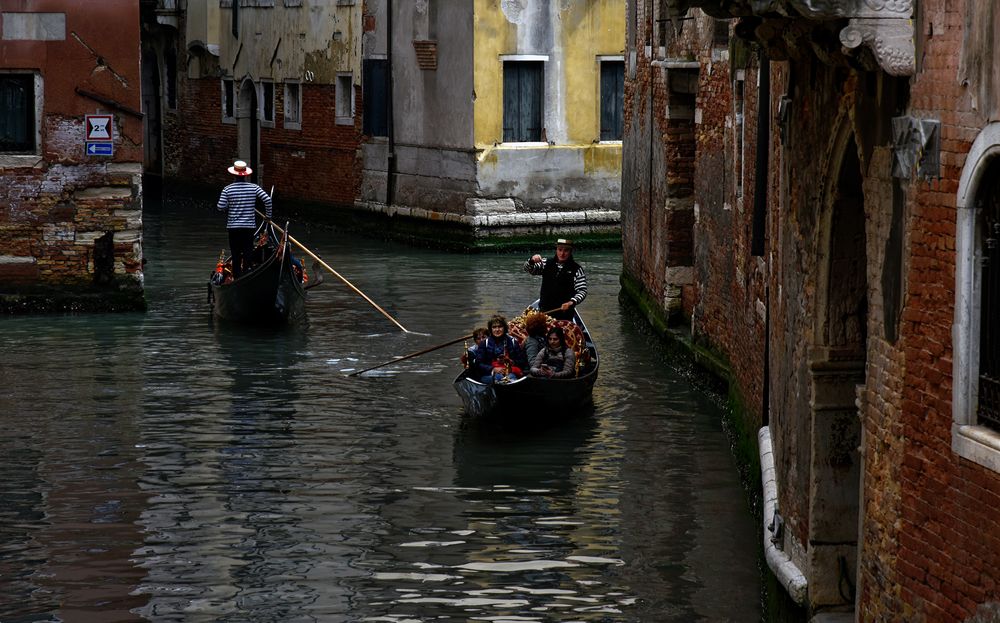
0 188 761 622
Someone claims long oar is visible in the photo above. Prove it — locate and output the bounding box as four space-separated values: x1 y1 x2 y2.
256 207 410 333
349 307 565 377
349 334 473 377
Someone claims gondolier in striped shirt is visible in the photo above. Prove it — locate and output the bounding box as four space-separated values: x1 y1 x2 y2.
523 238 587 321
217 160 272 278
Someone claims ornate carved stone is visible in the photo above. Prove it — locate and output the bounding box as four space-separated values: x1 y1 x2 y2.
839 17 915 76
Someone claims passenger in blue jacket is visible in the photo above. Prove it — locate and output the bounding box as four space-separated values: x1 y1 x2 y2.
470 314 527 383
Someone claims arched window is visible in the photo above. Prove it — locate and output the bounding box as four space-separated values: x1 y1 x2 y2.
954 123 1000 471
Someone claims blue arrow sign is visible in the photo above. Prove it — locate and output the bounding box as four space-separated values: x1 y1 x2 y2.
86 142 113 156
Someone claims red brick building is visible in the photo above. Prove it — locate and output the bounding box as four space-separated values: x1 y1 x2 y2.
0 2 144 312
142 0 363 209
623 0 1000 619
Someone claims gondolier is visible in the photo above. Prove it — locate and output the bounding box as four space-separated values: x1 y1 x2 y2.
523 238 587 321
217 160 272 278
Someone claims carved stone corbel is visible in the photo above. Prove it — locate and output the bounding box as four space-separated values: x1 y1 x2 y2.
839 17 915 77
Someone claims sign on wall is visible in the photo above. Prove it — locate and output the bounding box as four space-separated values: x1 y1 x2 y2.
85 114 114 157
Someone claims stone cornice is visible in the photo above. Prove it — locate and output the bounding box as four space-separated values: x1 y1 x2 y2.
674 0 915 76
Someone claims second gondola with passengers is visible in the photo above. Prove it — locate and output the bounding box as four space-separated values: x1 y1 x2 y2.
454 304 599 419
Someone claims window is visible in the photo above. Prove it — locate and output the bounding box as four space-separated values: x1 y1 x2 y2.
283 81 301 130
600 60 624 141
164 48 177 110
336 73 353 125
260 80 274 127
734 70 745 199
503 61 543 143
0 73 37 153
954 122 1000 472
222 78 235 123
363 58 389 137
713 18 730 47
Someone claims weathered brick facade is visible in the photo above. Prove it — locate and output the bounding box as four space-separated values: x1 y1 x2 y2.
0 2 145 312
145 2 362 210
624 0 1000 619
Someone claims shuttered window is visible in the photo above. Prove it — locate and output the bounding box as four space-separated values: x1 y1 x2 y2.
503 61 543 143
600 61 624 141
363 59 389 137
0 74 35 153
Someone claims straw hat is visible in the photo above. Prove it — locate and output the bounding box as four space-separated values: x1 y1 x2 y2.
555 238 573 247
227 160 252 176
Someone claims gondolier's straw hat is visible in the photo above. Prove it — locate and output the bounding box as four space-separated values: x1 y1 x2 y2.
556 238 573 247
227 160 252 176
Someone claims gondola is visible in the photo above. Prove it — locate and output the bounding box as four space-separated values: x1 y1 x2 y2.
453 303 599 419
207 221 313 325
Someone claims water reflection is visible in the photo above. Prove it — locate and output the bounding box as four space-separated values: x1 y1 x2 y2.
0 186 761 622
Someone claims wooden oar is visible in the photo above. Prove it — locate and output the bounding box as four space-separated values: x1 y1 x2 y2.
256 207 410 333
348 334 473 377
348 307 565 377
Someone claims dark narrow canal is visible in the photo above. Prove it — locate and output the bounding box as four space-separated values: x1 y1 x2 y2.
0 188 761 622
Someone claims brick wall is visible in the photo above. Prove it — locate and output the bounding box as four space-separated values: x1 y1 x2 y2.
0 1 144 310
164 71 361 209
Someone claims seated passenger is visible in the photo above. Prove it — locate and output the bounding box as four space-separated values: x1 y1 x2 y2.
471 314 527 383
461 327 489 367
530 326 576 379
522 310 549 365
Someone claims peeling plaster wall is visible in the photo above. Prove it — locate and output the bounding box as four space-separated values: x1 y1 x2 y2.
470 0 624 211
218 1 361 85
164 1 364 207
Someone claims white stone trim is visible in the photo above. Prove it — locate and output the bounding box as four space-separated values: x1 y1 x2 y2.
759 426 809 605
499 54 548 62
953 122 1000 472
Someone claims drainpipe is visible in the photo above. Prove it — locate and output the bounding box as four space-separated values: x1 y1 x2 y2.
753 52 805 606
386 0 396 207
759 426 808 604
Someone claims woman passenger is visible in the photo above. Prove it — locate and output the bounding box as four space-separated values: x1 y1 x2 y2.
529 326 576 379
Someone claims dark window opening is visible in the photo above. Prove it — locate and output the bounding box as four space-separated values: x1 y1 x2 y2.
262 81 274 122
363 59 389 137
600 61 624 141
713 18 730 47
503 61 543 142
223 79 235 118
978 163 1000 432
164 48 177 109
0 74 35 153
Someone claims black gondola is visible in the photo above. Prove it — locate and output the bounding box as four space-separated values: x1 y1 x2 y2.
207 222 310 325
453 304 599 419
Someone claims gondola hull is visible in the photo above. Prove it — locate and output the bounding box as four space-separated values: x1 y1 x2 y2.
209 241 306 325
453 306 598 419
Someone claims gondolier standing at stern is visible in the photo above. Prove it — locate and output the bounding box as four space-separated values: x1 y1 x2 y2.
523 238 587 321
217 160 272 278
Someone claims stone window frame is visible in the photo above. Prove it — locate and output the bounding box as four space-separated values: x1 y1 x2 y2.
259 79 275 128
335 72 354 125
283 80 301 130
954 121 1000 472
0 70 43 168
598 55 625 144
499 54 548 147
221 78 236 125
733 69 746 201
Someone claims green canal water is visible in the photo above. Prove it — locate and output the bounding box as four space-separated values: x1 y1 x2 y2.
0 188 761 621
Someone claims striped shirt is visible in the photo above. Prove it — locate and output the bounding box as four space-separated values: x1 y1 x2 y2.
217 181 272 229
523 258 588 306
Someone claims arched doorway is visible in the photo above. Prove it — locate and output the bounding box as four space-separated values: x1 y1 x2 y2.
237 78 259 182
808 133 866 609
